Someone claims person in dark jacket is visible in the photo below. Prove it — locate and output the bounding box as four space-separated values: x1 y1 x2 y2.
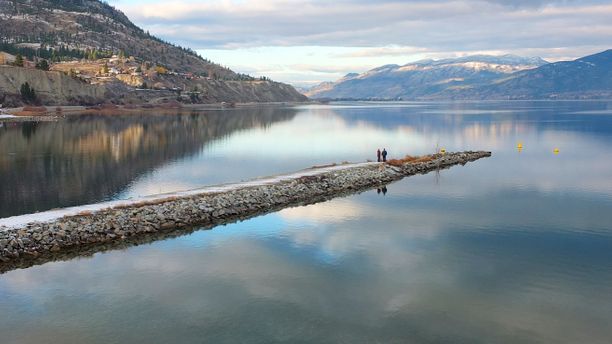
377 148 381 162
382 148 388 162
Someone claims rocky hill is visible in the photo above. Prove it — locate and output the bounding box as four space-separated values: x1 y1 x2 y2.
0 0 236 78
305 55 547 99
0 0 307 105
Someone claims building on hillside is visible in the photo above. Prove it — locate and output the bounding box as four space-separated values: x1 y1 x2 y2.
0 52 16 65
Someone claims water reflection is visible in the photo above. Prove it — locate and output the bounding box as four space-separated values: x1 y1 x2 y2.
3 101 612 218
0 108 297 217
1 101 612 343
0 169 611 343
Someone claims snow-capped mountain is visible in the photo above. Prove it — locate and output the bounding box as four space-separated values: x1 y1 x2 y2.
305 54 548 99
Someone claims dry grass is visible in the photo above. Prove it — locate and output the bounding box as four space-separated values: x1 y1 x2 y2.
386 154 435 167
22 106 47 112
14 106 49 116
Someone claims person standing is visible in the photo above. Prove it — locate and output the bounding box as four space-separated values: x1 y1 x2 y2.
377 148 381 162
382 148 388 162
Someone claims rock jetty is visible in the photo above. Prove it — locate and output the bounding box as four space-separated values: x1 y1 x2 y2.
0 151 490 270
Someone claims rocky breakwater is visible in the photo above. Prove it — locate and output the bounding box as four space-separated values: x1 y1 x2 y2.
0 151 491 269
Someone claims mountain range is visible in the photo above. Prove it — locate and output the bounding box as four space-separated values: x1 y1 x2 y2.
305 50 612 100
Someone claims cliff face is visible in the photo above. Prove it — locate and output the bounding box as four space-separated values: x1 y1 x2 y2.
196 80 308 103
0 66 307 106
0 65 106 105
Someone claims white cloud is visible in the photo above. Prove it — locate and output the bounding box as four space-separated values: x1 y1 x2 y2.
108 0 612 84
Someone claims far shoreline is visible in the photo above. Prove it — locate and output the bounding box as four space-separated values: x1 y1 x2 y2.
0 100 318 121
3 98 610 122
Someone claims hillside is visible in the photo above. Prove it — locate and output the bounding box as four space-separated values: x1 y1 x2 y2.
305 55 547 99
442 49 612 100
0 0 237 78
0 0 307 105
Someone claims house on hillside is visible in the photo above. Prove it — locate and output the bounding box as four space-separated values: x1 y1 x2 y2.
0 52 16 65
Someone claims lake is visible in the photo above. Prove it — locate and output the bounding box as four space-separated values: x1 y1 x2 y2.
1 101 612 343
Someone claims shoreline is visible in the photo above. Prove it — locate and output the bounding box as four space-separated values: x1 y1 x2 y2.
0 101 317 120
0 151 491 271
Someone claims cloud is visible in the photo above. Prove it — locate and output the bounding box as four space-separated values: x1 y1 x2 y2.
334 46 431 58
113 0 612 57
107 0 612 84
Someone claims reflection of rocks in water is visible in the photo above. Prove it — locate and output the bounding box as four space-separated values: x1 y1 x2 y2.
0 108 297 218
0 176 404 274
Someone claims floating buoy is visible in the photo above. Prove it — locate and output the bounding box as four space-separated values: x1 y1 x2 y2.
440 148 446 154
554 148 560 154
517 142 523 149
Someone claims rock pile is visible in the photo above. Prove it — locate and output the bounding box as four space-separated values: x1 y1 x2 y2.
0 151 490 268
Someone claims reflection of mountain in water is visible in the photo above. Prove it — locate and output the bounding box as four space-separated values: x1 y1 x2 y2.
325 101 612 138
0 108 297 218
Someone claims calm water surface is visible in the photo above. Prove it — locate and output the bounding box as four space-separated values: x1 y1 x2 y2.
1 101 612 343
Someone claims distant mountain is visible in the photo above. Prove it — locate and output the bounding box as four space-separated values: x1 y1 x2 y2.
442 49 612 100
305 55 547 99
303 73 359 96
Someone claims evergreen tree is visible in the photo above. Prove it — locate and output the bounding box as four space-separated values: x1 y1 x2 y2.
20 82 37 103
35 59 49 71
14 53 24 67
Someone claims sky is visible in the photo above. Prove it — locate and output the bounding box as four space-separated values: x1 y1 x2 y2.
107 0 612 87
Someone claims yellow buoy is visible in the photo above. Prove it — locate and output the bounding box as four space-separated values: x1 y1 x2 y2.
517 142 523 149
440 148 446 154
554 148 560 154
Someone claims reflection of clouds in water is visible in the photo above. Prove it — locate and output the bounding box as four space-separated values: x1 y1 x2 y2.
279 199 364 224
3 101 612 342
211 110 432 158
119 102 612 200
2 201 611 343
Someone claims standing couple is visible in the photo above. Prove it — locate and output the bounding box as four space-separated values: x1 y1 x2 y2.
377 148 388 162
